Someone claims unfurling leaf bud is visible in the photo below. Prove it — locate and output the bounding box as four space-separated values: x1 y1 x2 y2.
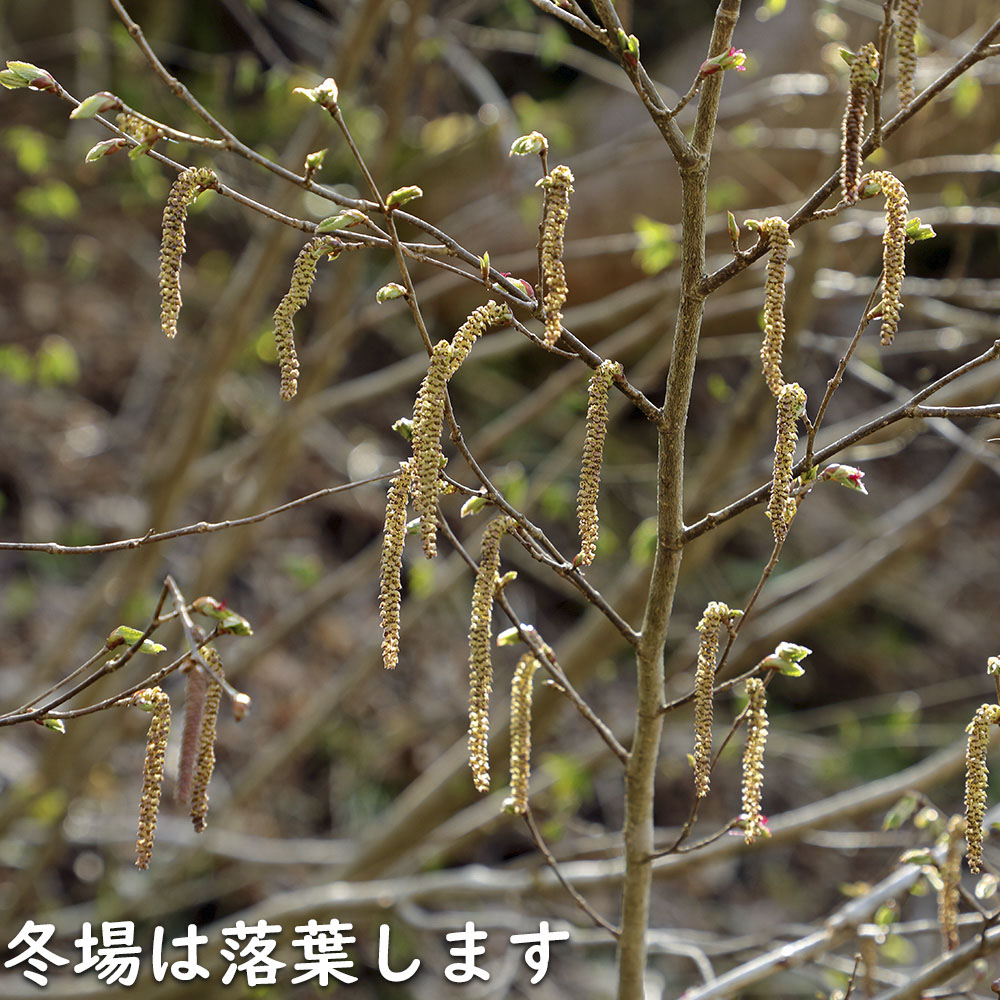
819 463 868 494
85 138 129 162
461 495 488 518
293 77 339 109
376 282 407 303
699 47 747 77
727 211 740 245
386 185 423 210
0 60 57 92
905 216 935 242
69 91 119 119
509 131 549 157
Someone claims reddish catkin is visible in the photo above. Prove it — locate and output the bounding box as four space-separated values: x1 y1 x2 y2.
741 678 769 845
272 236 340 400
175 661 207 807
159 167 217 339
508 653 540 814
863 170 909 346
129 687 171 870
379 461 411 670
766 382 806 543
575 360 623 567
965 703 1000 873
758 218 791 398
189 648 222 834
938 815 964 952
410 340 452 559
692 602 732 798
840 43 879 202
538 165 574 346
468 516 512 792
896 0 922 109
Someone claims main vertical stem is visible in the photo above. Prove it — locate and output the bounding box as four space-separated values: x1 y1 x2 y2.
615 4 741 998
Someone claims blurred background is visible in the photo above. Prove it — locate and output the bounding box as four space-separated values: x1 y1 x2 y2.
1 0 999 995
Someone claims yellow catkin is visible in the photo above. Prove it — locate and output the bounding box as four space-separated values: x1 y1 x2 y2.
575 360 622 567
468 516 512 792
693 601 732 798
411 340 452 559
759 218 791 398
129 687 171 870
938 815 965 952
538 165 574 346
965 703 1000 873
741 678 769 845
272 236 339 400
116 112 160 143
766 382 806 543
449 300 513 377
379 461 411 670
189 648 222 834
896 0 922 109
508 653 540 814
864 170 909 346
159 167 217 339
175 661 206 807
841 43 879 202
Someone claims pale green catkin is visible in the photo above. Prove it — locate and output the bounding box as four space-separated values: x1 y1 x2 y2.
896 0 922 109
379 461 411 669
766 382 806 543
129 687 171 870
159 167 217 339
841 43 879 202
741 678 769 845
272 236 339 400
759 217 791 398
411 340 452 559
692 601 732 798
175 662 206 807
508 653 540 814
864 170 909 346
576 360 623 567
468 516 512 792
965 703 1000 873
538 165 574 346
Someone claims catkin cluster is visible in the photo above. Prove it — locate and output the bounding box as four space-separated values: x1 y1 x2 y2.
116 112 160 143
409 303 512 559
129 687 171 870
938 815 965 952
896 0 922 109
411 340 452 559
188 649 222 834
538 165 574 346
508 653 540 814
766 382 806 543
841 43 879 202
576 360 623 567
759 218 791 398
272 236 340 400
864 170 909 346
379 461 411 670
741 678 769 845
468 516 513 792
965 702 1000 873
692 601 733 798
159 167 217 339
